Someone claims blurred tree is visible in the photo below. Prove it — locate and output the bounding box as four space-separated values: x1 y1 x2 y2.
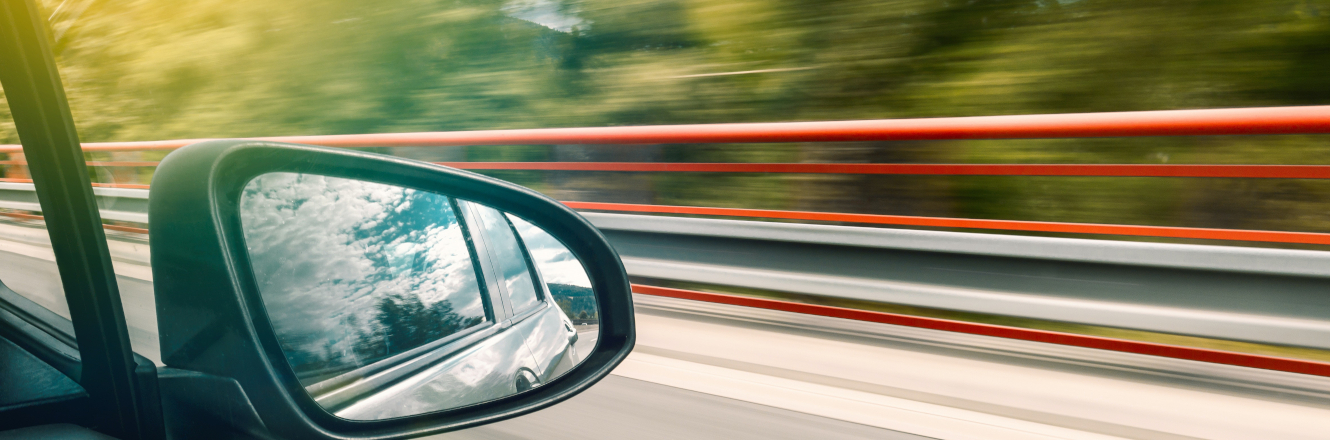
8 0 1330 243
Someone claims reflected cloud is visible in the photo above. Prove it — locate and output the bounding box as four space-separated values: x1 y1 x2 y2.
239 173 599 418
507 214 598 325
241 173 486 383
507 214 592 289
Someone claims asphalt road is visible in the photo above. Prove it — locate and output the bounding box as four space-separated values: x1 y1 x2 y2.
0 222 159 361
442 375 926 440
5 221 1330 439
447 294 1330 440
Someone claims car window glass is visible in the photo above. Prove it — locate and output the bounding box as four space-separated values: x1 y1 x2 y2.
240 173 488 386
506 214 596 323
0 86 76 342
467 203 542 315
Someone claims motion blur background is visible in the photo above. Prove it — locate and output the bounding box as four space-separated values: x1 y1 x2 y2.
5 3 1330 438
5 0 1330 358
2 0 1329 248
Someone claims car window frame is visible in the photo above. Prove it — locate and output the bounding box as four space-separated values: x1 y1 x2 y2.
240 183 505 388
456 201 549 322
457 200 516 324
500 213 550 317
0 1 164 437
295 200 510 412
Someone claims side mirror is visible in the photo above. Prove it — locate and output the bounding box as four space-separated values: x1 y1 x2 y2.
149 140 634 438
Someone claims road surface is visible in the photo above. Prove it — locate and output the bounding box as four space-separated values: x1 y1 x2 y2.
4 220 1330 439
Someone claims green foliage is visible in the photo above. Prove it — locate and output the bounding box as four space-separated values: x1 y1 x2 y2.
363 293 482 360
548 282 597 321
283 293 483 385
4 0 1329 243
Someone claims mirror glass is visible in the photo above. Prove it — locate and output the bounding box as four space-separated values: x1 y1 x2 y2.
239 172 599 420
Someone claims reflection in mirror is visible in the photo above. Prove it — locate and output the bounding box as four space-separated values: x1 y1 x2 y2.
506 214 599 356
239 173 598 420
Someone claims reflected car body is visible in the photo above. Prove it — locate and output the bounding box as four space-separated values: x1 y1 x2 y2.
334 300 579 420
303 199 583 420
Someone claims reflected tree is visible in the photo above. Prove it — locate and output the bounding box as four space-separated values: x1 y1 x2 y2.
548 283 596 323
242 175 488 385
18 0 1330 244
356 293 486 360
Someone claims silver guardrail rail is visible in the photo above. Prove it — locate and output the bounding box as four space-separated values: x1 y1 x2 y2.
5 185 1330 349
0 182 148 223
587 212 1330 350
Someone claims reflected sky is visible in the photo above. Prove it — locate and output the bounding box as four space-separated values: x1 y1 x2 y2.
507 214 592 289
503 0 583 32
240 173 486 380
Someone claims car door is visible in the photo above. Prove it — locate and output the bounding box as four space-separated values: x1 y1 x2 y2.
458 200 574 383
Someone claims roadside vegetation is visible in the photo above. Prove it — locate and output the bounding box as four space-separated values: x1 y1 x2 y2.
3 0 1330 358
2 0 1328 246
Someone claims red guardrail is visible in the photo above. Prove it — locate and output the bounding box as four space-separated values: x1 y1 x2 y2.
3 105 1329 153
633 285 1330 378
3 105 1330 244
448 162 1330 178
10 161 1330 178
8 206 1327 377
5 106 1330 376
564 201 1330 245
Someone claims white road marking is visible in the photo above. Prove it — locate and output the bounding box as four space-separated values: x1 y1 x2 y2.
0 223 152 281
629 303 1330 440
615 351 1130 440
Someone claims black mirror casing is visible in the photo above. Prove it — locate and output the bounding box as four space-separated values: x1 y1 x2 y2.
149 140 635 439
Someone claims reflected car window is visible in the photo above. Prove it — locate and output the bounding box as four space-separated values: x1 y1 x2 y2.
507 214 596 323
240 173 487 385
468 203 542 315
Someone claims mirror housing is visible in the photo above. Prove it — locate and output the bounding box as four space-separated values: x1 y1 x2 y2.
149 140 635 439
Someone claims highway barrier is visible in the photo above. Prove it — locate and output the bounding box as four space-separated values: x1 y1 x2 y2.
6 185 1330 376
3 105 1330 375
